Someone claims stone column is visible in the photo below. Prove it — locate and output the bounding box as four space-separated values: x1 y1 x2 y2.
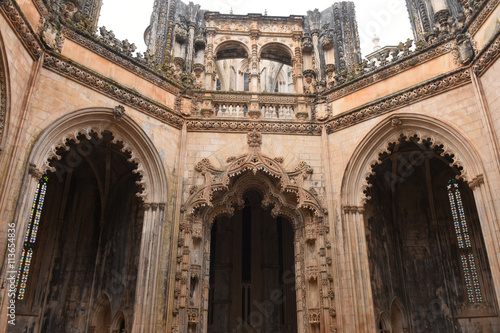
205 29 216 90
294 235 306 332
293 32 304 94
186 24 196 73
469 175 500 305
132 203 166 332
249 30 260 92
341 206 376 333
311 30 322 81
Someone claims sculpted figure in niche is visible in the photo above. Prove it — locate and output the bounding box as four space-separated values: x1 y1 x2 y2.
303 70 317 94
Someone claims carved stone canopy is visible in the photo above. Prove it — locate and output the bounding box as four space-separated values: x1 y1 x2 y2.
182 131 326 225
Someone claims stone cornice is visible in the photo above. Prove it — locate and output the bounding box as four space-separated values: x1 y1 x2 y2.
473 30 500 76
62 26 182 95
185 119 322 135
32 0 48 17
43 53 185 129
325 68 472 134
0 0 44 60
325 40 457 102
2 0 499 137
467 0 500 37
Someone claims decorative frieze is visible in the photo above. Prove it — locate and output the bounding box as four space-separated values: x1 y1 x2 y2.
62 27 181 95
467 0 500 36
43 54 185 129
0 0 44 59
473 31 500 75
185 119 322 135
326 41 456 102
326 68 471 134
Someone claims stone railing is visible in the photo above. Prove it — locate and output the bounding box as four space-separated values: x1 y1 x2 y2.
198 92 310 121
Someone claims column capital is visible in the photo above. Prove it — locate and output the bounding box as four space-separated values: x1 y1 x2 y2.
469 174 485 191
28 163 44 180
342 205 365 214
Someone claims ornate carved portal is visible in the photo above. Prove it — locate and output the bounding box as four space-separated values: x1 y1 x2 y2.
172 131 337 333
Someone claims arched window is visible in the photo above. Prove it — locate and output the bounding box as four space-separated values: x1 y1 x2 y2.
16 174 48 300
243 71 249 91
447 179 483 303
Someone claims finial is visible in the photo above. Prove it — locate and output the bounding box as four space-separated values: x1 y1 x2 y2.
372 34 381 51
230 7 233 14
265 9 268 16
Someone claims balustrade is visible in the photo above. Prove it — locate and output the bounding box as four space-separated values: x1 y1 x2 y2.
260 104 295 119
214 103 249 117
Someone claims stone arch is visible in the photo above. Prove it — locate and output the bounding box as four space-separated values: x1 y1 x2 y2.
377 311 390 332
342 113 485 207
202 174 305 228
339 113 489 333
91 293 112 333
111 310 127 332
237 58 250 73
171 131 336 333
260 42 294 66
214 40 251 60
389 297 408 333
0 30 10 149
17 107 168 332
28 107 167 204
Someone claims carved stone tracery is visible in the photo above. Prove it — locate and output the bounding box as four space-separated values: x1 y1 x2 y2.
174 130 333 332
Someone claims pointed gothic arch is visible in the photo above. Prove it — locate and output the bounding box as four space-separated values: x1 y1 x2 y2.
91 293 113 333
171 131 338 333
342 113 486 208
389 297 408 333
0 30 10 150
10 107 169 332
341 113 500 332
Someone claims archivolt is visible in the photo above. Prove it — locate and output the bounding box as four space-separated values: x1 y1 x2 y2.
342 113 485 207
28 107 168 204
183 131 326 222
0 31 10 147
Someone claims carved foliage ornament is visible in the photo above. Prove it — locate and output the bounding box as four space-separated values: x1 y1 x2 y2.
183 131 325 219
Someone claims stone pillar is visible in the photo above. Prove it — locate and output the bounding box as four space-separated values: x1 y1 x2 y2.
469 175 500 305
250 30 260 92
132 203 166 332
186 24 196 73
311 30 322 81
205 29 216 90
79 0 103 30
341 206 376 333
293 32 304 94
294 235 306 332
